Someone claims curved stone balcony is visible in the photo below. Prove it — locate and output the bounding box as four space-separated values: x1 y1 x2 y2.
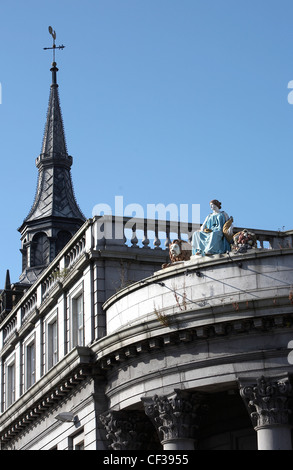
100 247 293 410
105 247 293 334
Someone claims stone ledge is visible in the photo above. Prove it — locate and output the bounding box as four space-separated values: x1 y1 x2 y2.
92 303 293 372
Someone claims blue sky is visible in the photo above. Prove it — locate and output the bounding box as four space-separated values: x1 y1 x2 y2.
1 0 293 283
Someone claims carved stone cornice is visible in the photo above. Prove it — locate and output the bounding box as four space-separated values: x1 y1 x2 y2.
240 376 292 429
141 389 208 444
0 347 92 447
99 410 154 450
97 310 293 372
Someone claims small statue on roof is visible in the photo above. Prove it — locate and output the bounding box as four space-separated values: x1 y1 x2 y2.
232 230 257 253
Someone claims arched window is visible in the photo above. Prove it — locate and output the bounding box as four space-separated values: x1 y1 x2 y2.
31 232 49 267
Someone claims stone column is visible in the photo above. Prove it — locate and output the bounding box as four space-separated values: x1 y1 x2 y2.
99 410 155 450
240 376 292 450
141 389 208 450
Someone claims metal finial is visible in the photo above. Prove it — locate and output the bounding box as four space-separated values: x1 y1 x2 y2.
43 26 65 63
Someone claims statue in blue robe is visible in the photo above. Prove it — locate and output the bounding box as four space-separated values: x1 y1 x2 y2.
192 200 232 256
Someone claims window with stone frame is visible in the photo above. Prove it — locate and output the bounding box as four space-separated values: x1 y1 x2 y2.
5 354 16 408
46 312 58 371
25 337 36 390
70 430 85 450
71 292 84 348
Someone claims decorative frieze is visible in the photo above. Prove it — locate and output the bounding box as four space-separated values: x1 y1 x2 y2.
98 313 293 372
240 376 292 429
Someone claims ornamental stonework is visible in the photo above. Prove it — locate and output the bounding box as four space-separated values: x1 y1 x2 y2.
141 389 208 443
99 410 155 451
240 376 292 429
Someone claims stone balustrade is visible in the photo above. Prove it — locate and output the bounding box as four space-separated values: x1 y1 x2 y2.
41 266 61 301
3 314 17 344
21 291 38 323
93 215 199 249
65 234 86 270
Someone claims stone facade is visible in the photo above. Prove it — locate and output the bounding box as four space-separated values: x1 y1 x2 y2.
1 218 293 450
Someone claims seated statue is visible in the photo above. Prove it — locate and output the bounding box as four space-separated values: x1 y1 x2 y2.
192 199 233 256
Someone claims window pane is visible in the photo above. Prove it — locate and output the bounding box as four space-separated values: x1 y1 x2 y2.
72 431 85 450
72 295 84 347
27 343 35 388
48 320 58 369
7 362 15 407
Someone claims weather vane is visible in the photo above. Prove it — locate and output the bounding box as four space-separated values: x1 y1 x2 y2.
43 26 65 62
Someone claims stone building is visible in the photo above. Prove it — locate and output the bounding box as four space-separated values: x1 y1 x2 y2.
1 58 293 451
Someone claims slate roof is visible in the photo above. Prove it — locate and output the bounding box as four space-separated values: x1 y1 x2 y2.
23 63 85 225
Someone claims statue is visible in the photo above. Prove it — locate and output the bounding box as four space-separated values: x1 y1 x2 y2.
169 239 192 262
192 200 233 256
162 239 192 268
232 229 257 253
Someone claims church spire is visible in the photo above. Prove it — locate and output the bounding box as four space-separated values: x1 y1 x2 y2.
18 28 86 284
39 61 68 163
40 26 68 164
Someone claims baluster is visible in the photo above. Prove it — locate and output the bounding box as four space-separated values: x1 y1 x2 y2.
131 223 138 248
154 221 161 250
142 221 150 249
165 223 171 249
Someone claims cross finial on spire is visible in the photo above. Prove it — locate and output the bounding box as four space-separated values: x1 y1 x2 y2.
43 26 65 63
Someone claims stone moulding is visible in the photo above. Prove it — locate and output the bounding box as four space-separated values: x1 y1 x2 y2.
93 299 293 372
0 347 92 445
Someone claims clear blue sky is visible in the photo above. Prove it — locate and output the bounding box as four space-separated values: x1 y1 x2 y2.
1 0 293 284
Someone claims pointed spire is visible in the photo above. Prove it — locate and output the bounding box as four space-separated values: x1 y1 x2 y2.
38 61 70 166
22 60 85 223
4 270 11 290
18 37 86 284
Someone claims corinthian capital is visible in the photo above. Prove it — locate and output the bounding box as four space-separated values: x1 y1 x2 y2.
240 376 292 429
99 410 154 450
141 389 208 443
